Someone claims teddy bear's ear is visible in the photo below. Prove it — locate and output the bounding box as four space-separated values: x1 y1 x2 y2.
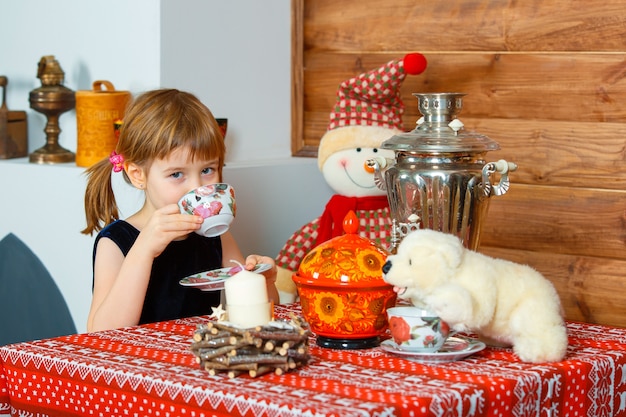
438 233 464 270
403 229 464 272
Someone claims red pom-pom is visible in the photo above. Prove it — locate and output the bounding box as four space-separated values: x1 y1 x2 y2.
403 53 427 75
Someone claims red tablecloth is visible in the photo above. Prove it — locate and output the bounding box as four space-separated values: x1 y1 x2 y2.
1 304 625 417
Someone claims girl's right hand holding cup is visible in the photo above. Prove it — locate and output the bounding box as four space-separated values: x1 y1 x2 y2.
136 204 203 259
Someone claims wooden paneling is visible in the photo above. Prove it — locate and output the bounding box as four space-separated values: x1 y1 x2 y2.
291 0 626 327
481 185 626 259
467 118 626 189
301 0 626 52
300 52 626 147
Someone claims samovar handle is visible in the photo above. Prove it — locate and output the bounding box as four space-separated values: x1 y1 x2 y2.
365 157 392 191
481 159 518 197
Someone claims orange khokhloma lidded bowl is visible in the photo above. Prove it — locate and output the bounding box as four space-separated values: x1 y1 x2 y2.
292 210 397 349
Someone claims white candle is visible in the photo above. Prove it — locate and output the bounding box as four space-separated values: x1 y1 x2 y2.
227 303 271 328
224 268 268 305
224 265 270 327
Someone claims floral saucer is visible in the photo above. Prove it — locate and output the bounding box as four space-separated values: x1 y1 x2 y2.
380 337 486 363
179 263 272 291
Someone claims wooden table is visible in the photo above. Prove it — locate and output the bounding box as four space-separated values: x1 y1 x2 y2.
1 304 625 416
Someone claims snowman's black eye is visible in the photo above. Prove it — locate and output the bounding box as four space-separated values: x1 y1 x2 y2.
373 148 379 153
409 259 412 266
356 148 362 152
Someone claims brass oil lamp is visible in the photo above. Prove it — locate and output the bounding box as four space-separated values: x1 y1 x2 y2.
29 55 76 164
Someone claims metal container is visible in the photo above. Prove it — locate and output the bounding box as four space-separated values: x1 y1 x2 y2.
368 92 516 252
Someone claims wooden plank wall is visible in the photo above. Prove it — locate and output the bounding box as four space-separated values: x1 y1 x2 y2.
291 0 626 327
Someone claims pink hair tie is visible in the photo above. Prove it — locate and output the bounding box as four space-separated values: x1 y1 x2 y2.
109 151 124 173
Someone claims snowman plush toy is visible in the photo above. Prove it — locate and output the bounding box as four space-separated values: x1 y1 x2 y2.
275 52 428 302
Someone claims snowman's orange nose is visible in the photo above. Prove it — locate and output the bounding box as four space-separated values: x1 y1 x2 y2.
364 160 376 174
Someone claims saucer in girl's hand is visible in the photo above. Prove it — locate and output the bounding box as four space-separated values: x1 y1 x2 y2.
179 263 272 291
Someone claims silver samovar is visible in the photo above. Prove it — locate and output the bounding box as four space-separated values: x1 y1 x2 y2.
368 92 517 253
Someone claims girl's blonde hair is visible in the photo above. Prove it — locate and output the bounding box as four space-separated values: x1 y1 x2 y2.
82 89 225 235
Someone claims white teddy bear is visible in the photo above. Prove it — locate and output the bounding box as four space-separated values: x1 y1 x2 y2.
382 228 568 363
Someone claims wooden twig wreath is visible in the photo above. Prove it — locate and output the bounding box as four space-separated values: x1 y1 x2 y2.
190 314 311 378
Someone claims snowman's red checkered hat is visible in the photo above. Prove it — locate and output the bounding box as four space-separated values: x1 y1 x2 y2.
317 53 427 169
327 53 427 131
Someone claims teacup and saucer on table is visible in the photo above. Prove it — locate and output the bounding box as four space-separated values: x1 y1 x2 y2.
381 305 485 363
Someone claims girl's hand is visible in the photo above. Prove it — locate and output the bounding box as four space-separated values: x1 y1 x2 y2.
244 255 276 277
245 255 279 303
136 204 203 259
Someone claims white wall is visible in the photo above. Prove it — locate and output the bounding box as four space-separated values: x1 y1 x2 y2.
0 0 334 334
0 161 93 334
161 0 293 163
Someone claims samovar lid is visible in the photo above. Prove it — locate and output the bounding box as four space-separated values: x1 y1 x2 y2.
381 92 500 153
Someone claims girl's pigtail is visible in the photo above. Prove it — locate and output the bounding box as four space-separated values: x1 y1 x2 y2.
81 157 121 235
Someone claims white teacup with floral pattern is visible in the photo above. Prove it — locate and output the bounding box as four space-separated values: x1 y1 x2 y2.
178 183 236 237
387 306 451 352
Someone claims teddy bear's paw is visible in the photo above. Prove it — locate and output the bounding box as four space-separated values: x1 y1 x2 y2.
425 288 473 327
406 298 429 311
477 334 512 348
512 327 568 363
402 288 425 306
451 323 471 333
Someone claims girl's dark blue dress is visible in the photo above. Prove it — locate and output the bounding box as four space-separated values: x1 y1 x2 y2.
93 220 222 324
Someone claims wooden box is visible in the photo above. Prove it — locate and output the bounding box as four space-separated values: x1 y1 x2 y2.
0 110 27 159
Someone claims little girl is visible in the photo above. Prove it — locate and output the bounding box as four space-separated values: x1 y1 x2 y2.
82 89 278 332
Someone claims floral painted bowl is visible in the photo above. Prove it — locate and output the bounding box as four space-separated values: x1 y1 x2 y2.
292 211 397 349
387 306 451 352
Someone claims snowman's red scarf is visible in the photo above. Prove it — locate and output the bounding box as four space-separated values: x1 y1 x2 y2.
315 194 390 246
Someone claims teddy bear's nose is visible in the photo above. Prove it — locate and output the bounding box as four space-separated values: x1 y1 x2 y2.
382 260 392 274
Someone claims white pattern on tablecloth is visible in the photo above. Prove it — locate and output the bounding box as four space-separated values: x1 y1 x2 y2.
295 358 484 417
0 341 393 417
575 346 625 417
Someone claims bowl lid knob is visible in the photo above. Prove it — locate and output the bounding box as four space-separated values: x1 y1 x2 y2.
343 210 359 235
